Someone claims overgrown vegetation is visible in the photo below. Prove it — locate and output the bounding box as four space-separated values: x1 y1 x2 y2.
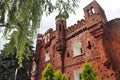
42 63 67 80
0 0 80 67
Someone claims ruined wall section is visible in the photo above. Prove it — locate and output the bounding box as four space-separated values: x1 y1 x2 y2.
104 18 120 80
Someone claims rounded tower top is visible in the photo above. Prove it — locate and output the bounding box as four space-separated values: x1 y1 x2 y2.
55 15 66 22
55 15 67 31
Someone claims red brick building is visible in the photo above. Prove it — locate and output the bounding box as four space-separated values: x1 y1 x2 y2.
30 1 120 80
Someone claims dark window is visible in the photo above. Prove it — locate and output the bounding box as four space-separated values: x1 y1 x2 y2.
67 51 70 58
87 41 91 49
87 7 95 17
68 77 70 80
59 24 61 31
79 73 82 80
80 48 82 53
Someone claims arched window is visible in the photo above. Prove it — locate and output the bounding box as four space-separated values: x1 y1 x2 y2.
45 33 50 43
45 51 50 61
45 36 47 44
87 38 91 49
91 7 95 14
73 42 82 57
87 7 95 17
47 33 50 42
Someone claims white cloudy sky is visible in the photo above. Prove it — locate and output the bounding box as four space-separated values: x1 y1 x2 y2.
0 0 120 50
39 0 120 34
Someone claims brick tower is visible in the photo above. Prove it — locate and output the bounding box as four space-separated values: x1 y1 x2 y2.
55 16 66 72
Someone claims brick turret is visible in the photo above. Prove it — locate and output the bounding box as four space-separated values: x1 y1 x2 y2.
84 0 107 23
55 16 66 52
84 1 107 39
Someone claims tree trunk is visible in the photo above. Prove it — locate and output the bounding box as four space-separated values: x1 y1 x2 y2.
15 68 18 80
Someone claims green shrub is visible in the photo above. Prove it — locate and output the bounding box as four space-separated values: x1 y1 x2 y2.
42 63 67 80
81 61 98 80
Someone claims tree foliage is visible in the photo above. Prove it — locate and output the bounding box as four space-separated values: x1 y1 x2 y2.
54 71 67 80
0 0 5 24
0 43 34 80
42 63 54 80
81 61 98 80
42 63 67 80
0 0 79 67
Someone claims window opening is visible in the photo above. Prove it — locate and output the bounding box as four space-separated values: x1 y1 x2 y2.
73 42 83 57
45 51 50 61
87 38 91 49
74 70 82 80
91 7 95 14
80 48 82 53
67 51 70 58
59 24 61 31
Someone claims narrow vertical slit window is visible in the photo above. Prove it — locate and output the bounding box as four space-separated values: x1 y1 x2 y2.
80 48 82 53
87 38 91 49
89 9 92 16
45 36 47 44
59 24 61 31
68 77 70 80
47 33 50 42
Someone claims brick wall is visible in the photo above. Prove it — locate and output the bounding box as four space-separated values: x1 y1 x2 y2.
104 18 120 80
30 1 120 80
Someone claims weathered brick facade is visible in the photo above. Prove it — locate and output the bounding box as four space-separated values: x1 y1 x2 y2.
30 1 120 80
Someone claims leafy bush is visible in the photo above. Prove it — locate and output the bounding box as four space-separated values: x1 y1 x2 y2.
42 63 67 80
81 61 98 80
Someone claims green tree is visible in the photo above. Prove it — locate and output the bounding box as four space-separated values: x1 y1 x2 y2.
42 63 54 80
0 43 34 80
0 0 79 67
0 0 5 24
42 63 67 80
54 71 67 80
81 61 98 80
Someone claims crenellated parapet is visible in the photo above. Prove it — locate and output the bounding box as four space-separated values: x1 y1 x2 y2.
65 0 107 40
44 28 53 48
44 28 53 35
66 19 86 36
36 28 56 49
